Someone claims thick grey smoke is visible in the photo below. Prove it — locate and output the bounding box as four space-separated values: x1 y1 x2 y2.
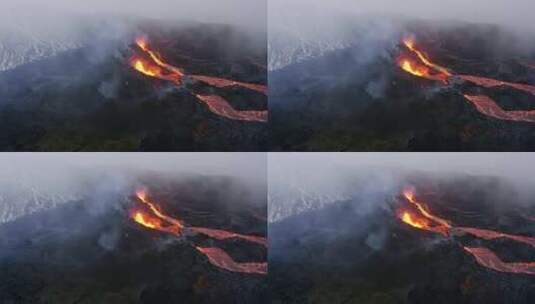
268 0 535 71
0 153 266 224
269 153 535 222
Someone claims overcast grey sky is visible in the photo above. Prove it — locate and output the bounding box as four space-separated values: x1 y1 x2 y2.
0 153 266 189
3 0 266 30
0 152 264 175
270 0 535 33
269 153 535 189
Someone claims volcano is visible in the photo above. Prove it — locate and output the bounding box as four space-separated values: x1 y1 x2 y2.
0 174 267 303
0 20 267 151
269 173 535 303
269 19 535 151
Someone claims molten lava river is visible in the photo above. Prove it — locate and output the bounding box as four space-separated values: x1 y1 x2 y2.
397 187 535 275
397 37 535 123
130 36 267 122
130 189 267 275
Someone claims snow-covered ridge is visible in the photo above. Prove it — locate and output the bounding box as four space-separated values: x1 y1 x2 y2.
0 33 82 72
0 16 91 72
268 36 351 71
268 185 351 223
0 13 134 72
0 188 82 224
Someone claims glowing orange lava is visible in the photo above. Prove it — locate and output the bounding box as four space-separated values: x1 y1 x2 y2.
402 37 451 78
131 57 162 78
133 211 161 229
397 35 535 124
396 186 535 275
129 35 267 122
397 37 450 82
402 188 451 233
400 210 428 229
136 189 184 232
130 188 267 274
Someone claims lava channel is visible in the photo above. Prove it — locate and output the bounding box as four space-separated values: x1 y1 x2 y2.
130 188 267 275
130 36 267 122
195 246 267 275
463 94 535 123
195 94 268 122
463 246 535 275
459 75 535 96
456 227 535 248
397 36 535 124
396 186 535 275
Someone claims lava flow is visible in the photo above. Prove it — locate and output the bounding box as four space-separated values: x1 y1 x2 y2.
397 37 450 82
130 188 267 275
132 210 181 235
456 227 535 248
463 247 535 275
397 36 535 123
195 247 267 275
130 35 267 122
190 227 268 246
195 94 269 122
398 58 447 82
397 188 450 236
130 57 181 84
396 186 535 275
463 94 535 123
402 37 452 78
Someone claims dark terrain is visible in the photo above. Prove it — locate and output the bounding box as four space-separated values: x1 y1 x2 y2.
0 174 267 303
269 20 535 151
269 174 535 303
0 21 267 151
